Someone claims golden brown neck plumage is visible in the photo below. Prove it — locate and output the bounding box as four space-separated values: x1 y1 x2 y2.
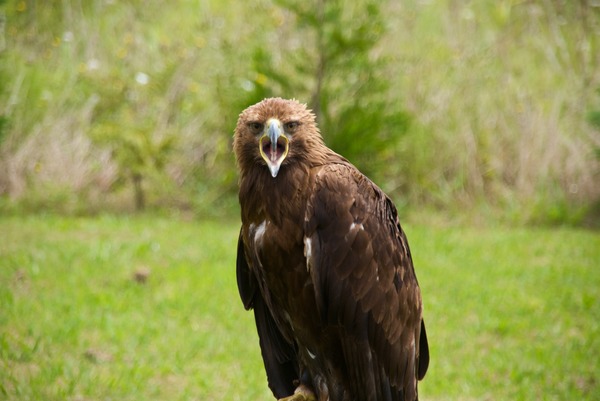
233 98 343 225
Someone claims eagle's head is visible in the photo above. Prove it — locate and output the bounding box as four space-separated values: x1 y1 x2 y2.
234 98 325 178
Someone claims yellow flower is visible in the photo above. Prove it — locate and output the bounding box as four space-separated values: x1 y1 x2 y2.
194 36 206 49
117 47 128 59
188 81 200 94
255 73 268 86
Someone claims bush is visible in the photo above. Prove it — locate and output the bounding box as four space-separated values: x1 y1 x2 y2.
0 0 598 225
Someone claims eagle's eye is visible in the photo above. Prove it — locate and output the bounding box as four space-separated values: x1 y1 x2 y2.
248 122 264 134
284 121 300 132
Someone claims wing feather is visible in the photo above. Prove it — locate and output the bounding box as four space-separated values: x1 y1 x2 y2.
305 163 428 399
236 231 298 398
236 229 256 310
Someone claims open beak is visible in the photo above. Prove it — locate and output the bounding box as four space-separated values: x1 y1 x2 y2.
259 119 289 178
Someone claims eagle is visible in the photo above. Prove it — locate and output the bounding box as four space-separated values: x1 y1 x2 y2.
233 98 429 401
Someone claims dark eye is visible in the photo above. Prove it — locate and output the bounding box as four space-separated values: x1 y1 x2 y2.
248 122 263 133
284 121 300 132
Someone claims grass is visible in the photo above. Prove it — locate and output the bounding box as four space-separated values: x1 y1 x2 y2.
0 215 269 400
1 214 599 400
411 225 600 400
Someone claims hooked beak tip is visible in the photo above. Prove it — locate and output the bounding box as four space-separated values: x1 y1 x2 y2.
259 119 289 178
268 165 280 178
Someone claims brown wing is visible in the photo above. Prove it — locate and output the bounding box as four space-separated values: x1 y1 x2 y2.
236 230 299 398
304 163 429 400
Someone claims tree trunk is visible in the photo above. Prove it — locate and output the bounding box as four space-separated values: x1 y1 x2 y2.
132 173 145 211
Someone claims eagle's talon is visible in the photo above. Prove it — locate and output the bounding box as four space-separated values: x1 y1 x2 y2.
277 384 316 401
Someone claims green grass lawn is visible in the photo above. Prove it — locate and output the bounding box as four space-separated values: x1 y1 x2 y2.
1 215 599 400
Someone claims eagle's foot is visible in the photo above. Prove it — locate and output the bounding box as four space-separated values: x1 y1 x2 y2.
278 384 316 401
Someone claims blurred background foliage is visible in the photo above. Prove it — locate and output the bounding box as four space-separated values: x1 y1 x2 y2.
0 0 599 225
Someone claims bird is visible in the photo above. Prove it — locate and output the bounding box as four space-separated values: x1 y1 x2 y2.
233 98 429 401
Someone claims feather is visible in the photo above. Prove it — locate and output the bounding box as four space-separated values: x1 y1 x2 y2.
236 230 256 310
234 98 428 401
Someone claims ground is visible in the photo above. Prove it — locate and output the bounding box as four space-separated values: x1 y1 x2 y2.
1 214 599 400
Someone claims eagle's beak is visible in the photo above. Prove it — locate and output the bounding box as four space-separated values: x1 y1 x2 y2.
259 119 289 178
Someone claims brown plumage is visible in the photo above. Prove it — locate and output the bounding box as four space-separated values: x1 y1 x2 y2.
234 98 429 401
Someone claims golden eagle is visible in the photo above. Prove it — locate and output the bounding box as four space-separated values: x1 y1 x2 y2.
234 98 429 401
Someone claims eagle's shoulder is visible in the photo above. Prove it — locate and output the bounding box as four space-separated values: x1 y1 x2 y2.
305 160 389 230
312 159 365 183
